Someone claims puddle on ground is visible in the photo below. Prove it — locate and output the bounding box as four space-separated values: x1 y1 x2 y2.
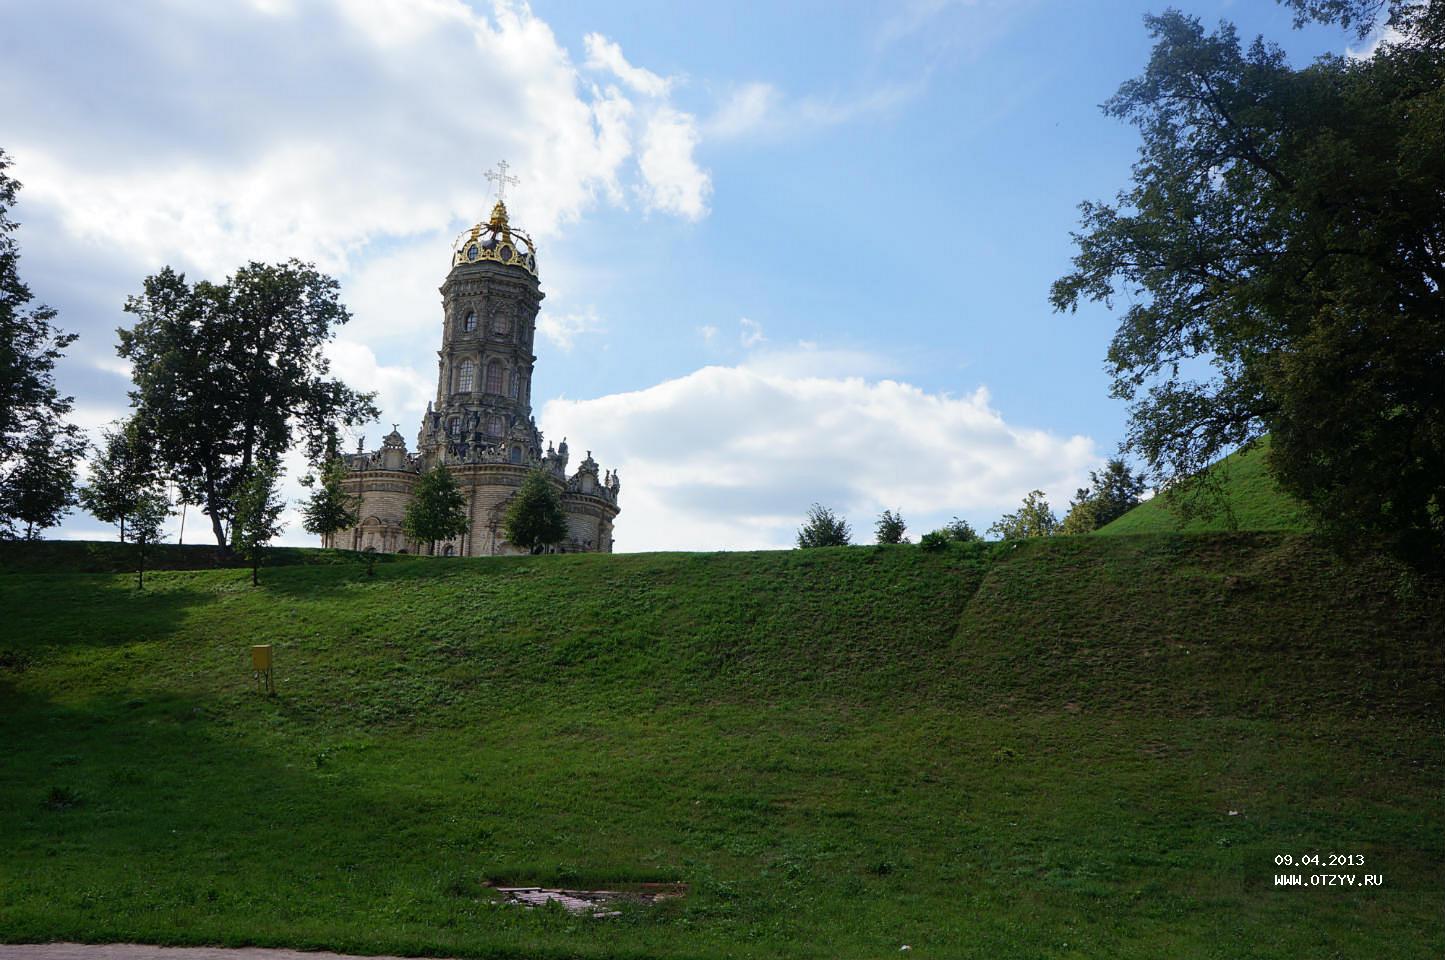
487 881 687 917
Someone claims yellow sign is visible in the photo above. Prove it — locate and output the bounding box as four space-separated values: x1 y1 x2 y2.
251 644 274 694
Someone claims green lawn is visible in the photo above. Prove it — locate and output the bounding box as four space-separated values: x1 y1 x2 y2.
1 536 1441 959
1099 439 1314 535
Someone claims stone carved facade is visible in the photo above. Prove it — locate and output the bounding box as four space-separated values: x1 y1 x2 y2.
324 197 620 555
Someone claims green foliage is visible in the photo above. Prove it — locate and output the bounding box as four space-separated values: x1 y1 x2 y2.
874 508 908 544
3 420 81 539
0 536 1440 957
301 457 360 540
919 530 950 552
796 503 851 548
1061 459 1149 534
118 260 378 547
0 149 84 539
1051 7 1445 570
128 489 171 590
229 461 286 586
79 417 159 542
1099 438 1313 536
503 469 568 553
403 461 469 554
989 490 1059 540
941 516 980 543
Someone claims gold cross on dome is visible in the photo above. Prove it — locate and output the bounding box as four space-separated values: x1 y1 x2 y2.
485 160 520 203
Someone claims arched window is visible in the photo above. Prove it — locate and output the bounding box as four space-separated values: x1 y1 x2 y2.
487 416 504 437
463 310 477 332
485 359 503 394
457 359 475 393
509 446 522 464
494 311 511 336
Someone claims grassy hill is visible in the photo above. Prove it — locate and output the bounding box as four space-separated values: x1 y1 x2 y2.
1 537 1441 959
1099 439 1313 535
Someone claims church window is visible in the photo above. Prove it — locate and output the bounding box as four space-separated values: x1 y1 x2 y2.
494 311 511 336
509 371 520 399
486 359 503 394
463 310 477 332
487 416 504 437
447 416 460 435
509 446 522 463
457 359 475 393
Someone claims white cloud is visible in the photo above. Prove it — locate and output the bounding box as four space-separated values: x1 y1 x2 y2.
704 79 921 141
698 324 718 343
637 107 711 220
583 33 672 98
537 308 605 350
4 0 710 282
739 317 766 348
705 82 781 139
541 363 1097 552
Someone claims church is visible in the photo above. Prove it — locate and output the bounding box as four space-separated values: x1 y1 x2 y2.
325 165 621 556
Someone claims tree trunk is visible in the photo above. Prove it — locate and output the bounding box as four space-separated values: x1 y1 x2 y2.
137 541 146 590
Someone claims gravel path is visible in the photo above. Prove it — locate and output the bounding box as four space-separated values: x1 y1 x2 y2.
0 946 450 960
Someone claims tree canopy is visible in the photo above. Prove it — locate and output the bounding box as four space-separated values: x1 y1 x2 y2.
0 149 83 539
1051 1 1445 569
118 260 377 547
403 462 470 555
503 469 569 553
875 509 908 545
989 490 1060 540
1061 459 1149 535
301 457 360 543
796 503 851 548
230 461 287 586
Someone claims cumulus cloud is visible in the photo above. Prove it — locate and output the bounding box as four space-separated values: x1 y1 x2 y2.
637 107 711 220
541 363 1097 552
3 0 710 281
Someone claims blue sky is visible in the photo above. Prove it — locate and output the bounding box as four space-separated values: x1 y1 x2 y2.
4 0 1369 550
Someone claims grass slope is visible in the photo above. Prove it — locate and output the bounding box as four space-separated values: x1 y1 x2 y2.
1099 439 1313 535
1 538 1441 959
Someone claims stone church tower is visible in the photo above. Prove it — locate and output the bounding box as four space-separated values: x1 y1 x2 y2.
325 170 620 555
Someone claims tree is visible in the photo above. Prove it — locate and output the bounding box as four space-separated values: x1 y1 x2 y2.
301 457 360 545
129 489 171 590
403 462 469 555
939 517 980 543
79 417 157 541
118 261 378 548
796 503 851 548
503 468 568 553
875 509 908 544
230 461 287 586
1050 3 1445 569
989 490 1059 540
4 421 81 539
0 148 84 539
1060 459 1149 535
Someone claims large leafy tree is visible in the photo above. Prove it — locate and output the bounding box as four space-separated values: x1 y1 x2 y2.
503 469 568 553
0 149 84 539
118 261 378 547
1051 2 1445 568
403 462 470 555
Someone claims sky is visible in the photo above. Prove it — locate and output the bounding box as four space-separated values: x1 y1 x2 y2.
3 0 1375 551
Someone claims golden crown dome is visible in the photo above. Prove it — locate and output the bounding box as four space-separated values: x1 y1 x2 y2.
452 199 538 277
